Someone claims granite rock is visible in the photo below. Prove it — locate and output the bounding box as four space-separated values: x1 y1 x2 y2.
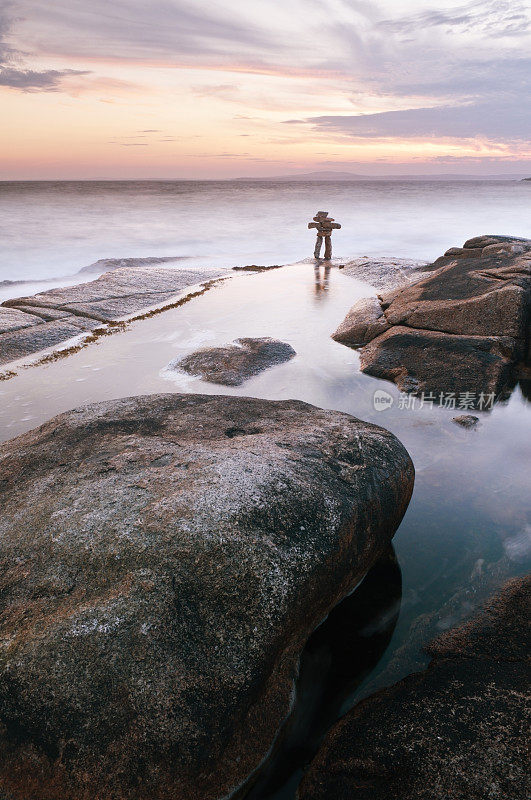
338 257 428 292
299 576 530 800
170 337 296 386
333 236 531 398
452 414 480 429
359 327 523 395
332 297 390 347
0 393 414 800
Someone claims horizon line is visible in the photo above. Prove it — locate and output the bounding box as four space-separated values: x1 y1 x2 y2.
0 174 529 183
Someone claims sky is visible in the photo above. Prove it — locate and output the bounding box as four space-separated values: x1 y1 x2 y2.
0 0 530 179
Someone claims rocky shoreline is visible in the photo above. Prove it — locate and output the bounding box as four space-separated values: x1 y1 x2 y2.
0 236 528 800
0 254 427 370
333 235 531 399
0 265 230 366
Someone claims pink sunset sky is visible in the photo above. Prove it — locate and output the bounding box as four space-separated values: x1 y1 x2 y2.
1 0 530 179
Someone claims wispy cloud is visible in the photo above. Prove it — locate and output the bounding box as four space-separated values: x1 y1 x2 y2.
191 83 239 100
14 0 281 62
0 9 88 90
378 1 530 38
299 96 530 143
0 65 88 90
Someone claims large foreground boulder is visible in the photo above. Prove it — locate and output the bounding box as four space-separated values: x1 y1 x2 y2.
0 394 414 800
333 236 531 398
299 575 530 800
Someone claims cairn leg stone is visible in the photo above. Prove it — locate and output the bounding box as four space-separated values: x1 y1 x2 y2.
324 236 332 260
314 236 323 259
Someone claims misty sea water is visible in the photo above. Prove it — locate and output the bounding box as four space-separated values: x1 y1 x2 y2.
1 180 530 295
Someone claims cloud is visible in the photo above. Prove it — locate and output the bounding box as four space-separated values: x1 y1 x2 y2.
378 1 530 38
14 0 281 63
3 0 530 157
387 57 530 98
8 1 531 99
322 0 531 103
191 83 239 99
0 65 88 90
302 96 530 142
0 8 89 90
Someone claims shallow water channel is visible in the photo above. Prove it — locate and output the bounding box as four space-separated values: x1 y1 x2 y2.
1 262 530 799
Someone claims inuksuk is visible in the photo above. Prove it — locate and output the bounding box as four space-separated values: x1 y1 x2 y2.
308 211 341 260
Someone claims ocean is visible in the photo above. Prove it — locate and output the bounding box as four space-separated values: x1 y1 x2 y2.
1 179 529 301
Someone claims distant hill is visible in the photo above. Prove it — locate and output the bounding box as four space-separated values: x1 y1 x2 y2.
233 170 526 182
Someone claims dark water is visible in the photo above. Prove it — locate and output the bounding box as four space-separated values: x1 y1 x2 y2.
241 550 402 799
0 262 529 799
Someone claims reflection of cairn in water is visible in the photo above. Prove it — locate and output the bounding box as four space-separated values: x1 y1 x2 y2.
241 547 402 800
313 262 331 296
308 211 341 260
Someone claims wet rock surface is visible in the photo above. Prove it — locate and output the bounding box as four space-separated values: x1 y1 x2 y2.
243 548 403 800
0 307 42 334
333 236 531 398
332 297 390 347
0 316 102 366
359 327 522 396
0 265 227 365
77 256 189 274
0 393 414 800
339 257 427 292
170 337 296 385
299 575 530 800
